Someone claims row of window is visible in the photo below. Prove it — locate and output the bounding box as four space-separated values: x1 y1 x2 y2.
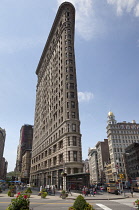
31 151 78 171
110 130 139 134
32 132 79 157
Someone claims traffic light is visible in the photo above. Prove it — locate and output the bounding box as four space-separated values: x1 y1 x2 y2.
119 174 124 179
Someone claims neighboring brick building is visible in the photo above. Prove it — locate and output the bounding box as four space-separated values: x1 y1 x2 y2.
15 124 33 180
95 139 110 184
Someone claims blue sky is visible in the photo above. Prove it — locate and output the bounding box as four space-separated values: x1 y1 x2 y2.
0 0 139 172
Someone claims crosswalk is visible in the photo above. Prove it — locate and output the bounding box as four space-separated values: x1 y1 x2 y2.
96 203 112 210
95 201 135 210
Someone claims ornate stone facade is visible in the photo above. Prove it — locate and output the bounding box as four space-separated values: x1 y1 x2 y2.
30 2 83 188
107 111 139 181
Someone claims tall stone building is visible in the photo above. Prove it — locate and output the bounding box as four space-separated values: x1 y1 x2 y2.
107 111 139 181
124 143 139 180
30 2 83 188
88 148 98 184
15 124 33 179
0 127 6 179
95 139 110 184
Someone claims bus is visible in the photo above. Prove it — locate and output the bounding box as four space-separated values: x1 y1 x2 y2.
106 181 118 193
131 178 139 192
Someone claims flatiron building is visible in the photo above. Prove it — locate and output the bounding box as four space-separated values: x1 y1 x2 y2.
30 2 83 188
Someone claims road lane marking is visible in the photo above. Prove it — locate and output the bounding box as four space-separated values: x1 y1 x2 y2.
31 202 73 204
96 204 112 210
0 202 73 204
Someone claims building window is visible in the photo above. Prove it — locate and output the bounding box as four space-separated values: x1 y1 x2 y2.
70 75 73 80
68 151 70 161
74 168 78 173
71 101 75 108
72 112 75 118
68 137 70 146
70 92 74 98
67 102 69 108
70 67 73 72
59 154 63 163
49 148 51 155
67 168 71 174
59 140 63 149
73 136 77 146
69 59 72 64
70 83 74 89
45 150 47 157
72 124 76 131
73 151 77 161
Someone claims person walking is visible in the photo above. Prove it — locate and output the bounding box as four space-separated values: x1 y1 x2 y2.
85 187 88 196
40 185 42 192
130 188 134 197
68 187 72 196
100 186 103 194
93 187 96 196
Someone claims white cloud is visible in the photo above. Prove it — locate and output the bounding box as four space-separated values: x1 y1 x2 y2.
107 0 139 16
57 0 98 40
134 3 139 16
78 91 94 102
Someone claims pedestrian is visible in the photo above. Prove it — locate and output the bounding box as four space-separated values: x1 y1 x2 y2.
130 188 134 197
100 186 103 194
40 185 42 192
85 187 88 196
68 187 72 195
89 188 92 196
92 187 96 196
82 186 85 196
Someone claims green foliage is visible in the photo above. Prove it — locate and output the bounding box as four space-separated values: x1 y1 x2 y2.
7 192 30 210
7 186 15 197
134 199 139 209
73 195 87 210
7 171 16 177
41 188 46 192
84 202 95 210
41 191 47 198
62 190 66 194
24 187 32 194
7 190 12 197
69 195 94 210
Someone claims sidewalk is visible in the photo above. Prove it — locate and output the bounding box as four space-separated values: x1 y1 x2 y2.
66 191 139 200
0 189 138 201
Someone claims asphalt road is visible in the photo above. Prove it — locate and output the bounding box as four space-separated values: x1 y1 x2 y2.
0 198 136 210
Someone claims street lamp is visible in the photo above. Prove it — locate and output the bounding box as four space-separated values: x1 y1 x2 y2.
62 160 67 191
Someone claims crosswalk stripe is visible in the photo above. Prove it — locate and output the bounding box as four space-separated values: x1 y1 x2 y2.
96 203 112 210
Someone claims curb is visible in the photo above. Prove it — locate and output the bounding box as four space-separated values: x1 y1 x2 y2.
66 197 129 200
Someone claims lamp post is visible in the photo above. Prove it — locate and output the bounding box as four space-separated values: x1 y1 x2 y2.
61 160 67 191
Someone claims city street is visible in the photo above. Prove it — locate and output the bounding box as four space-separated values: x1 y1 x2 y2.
0 197 137 210
0 189 138 210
